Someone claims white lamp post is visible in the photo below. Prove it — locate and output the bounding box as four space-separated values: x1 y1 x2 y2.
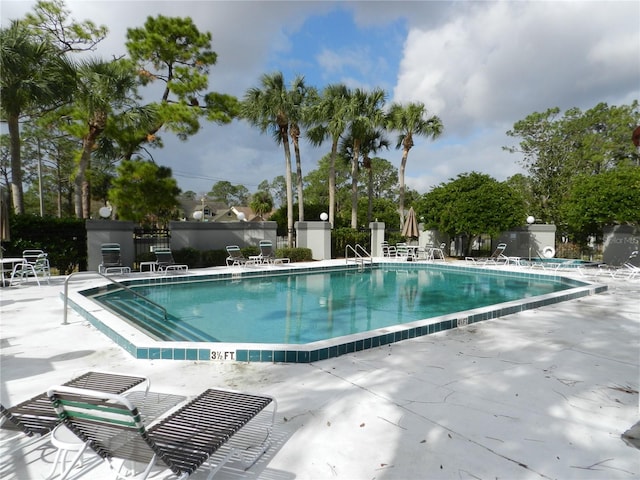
526 215 535 261
99 205 112 219
320 212 328 221
193 197 206 221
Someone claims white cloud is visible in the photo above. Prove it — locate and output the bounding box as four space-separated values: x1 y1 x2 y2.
404 124 526 193
394 1 640 133
389 1 639 192
3 0 638 197
316 47 360 75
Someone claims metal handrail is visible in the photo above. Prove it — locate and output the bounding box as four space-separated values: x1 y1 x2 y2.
354 244 371 260
345 244 372 267
63 271 167 325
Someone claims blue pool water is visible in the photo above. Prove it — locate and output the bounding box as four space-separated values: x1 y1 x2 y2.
93 266 575 344
531 257 594 266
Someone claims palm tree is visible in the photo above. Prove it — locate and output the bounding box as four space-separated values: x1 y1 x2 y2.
360 129 390 223
306 84 350 227
287 75 314 222
340 127 390 224
241 72 300 247
386 102 443 229
345 88 386 229
250 190 274 220
0 20 75 213
73 58 138 218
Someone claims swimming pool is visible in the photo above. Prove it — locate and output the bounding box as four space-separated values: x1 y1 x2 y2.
67 261 605 363
526 258 598 268
92 267 577 343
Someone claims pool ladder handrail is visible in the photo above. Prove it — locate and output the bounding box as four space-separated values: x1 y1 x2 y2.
345 244 372 270
62 271 168 325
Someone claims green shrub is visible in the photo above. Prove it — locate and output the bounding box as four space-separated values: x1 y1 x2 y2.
331 228 370 258
5 214 86 274
201 249 227 267
555 242 582 259
136 251 156 264
241 246 260 258
386 232 405 246
278 247 313 262
173 247 200 267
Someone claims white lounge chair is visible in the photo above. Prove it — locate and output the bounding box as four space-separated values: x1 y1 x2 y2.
98 243 131 275
465 243 508 267
600 251 639 279
258 240 289 264
153 247 189 274
226 245 255 266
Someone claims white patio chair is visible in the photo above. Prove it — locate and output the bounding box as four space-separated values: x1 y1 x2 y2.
10 253 50 286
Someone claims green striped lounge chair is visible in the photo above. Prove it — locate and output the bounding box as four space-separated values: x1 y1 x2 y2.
153 247 189 274
47 386 277 480
1 371 148 439
99 243 131 275
225 245 255 266
258 240 290 264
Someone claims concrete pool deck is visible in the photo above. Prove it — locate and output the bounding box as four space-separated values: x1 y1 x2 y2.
1 261 638 479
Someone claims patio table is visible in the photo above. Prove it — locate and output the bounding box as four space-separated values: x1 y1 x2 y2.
0 258 26 287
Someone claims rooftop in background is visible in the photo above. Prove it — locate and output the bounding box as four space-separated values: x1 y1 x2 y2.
177 197 269 223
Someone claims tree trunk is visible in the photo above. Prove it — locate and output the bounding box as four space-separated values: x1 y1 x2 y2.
291 126 304 222
7 114 24 214
75 139 91 218
398 147 409 230
351 140 360 229
77 114 106 218
367 163 373 224
280 126 294 247
328 140 338 227
82 176 91 219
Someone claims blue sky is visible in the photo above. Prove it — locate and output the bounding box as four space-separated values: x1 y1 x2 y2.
2 1 639 201
275 8 405 93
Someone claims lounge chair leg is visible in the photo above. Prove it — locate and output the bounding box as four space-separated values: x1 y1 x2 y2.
47 447 63 479
113 455 157 480
204 448 237 480
202 441 270 480
57 441 89 480
237 425 273 472
241 440 272 471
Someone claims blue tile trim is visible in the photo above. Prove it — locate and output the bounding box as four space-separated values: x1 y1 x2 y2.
173 349 185 360
186 349 198 360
